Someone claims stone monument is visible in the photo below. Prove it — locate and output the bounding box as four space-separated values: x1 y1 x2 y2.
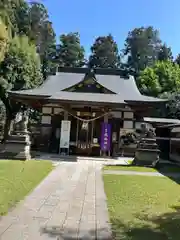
0 111 31 160
119 131 138 157
134 123 160 166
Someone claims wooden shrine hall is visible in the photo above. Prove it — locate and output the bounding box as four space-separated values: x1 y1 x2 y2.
8 67 167 157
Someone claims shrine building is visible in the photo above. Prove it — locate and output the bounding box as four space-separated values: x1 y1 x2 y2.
8 67 167 157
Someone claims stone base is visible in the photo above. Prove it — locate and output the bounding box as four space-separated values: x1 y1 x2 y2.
134 149 159 166
0 134 31 160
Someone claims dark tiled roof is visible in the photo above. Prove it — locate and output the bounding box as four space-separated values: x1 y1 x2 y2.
49 91 125 104
8 68 168 103
11 72 85 96
144 117 180 124
95 74 136 95
95 75 165 102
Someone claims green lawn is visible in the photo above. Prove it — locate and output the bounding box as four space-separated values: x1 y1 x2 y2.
103 164 180 173
104 174 180 240
104 165 158 172
0 160 53 215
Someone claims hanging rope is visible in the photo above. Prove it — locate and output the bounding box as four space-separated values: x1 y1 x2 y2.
61 107 110 122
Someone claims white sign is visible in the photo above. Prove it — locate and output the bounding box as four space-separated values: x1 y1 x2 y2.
60 120 71 149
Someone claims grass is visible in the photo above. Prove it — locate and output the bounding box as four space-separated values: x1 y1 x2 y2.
104 165 158 172
104 174 180 240
0 160 53 215
103 164 180 173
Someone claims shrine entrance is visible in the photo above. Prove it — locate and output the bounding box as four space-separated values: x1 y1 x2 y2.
76 118 93 155
68 110 105 156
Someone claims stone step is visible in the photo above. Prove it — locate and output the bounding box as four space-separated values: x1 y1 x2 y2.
136 148 160 152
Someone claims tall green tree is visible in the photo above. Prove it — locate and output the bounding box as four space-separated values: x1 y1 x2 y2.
56 32 85 67
138 60 180 97
89 34 121 68
0 19 9 62
123 26 162 74
0 0 30 37
15 0 30 36
160 92 180 119
158 44 173 61
29 2 56 79
0 36 42 141
0 19 9 129
175 54 180 65
0 0 15 32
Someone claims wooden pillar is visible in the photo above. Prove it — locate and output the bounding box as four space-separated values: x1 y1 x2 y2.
91 120 94 144
76 119 79 146
61 110 69 155
104 114 108 123
64 110 68 120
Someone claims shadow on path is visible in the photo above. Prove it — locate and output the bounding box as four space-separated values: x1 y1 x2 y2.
41 226 112 240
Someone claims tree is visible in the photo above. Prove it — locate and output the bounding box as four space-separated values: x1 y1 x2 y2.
158 44 173 61
159 92 180 119
175 54 180 65
0 36 42 141
89 34 121 68
0 0 30 37
0 19 9 131
138 61 180 97
0 19 9 62
56 32 85 67
15 0 30 36
123 26 162 74
28 2 56 79
0 0 15 31
29 2 52 49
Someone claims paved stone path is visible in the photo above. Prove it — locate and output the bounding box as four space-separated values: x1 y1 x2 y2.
104 170 180 178
0 161 112 240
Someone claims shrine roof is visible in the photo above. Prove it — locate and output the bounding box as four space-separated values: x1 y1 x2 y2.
144 117 180 124
49 91 125 105
8 67 168 104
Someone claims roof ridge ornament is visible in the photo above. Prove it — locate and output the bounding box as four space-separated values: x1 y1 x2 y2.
88 68 97 82
90 67 94 73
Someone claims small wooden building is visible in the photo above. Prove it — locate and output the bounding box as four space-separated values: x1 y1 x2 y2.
8 67 167 156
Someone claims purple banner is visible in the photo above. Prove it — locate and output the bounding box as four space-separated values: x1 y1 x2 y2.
100 123 111 151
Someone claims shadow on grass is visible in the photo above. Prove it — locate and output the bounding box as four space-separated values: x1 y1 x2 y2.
40 207 180 240
111 206 180 240
41 207 180 240
41 226 111 240
156 163 180 184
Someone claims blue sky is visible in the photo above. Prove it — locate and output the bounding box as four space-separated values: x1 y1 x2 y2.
43 0 180 58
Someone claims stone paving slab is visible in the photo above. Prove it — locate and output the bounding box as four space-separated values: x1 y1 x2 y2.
0 160 112 239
